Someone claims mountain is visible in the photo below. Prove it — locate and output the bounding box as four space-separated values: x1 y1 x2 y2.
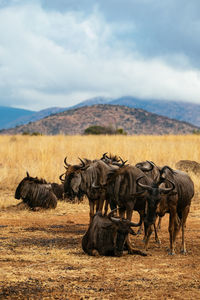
74 97 200 127
0 106 67 129
0 106 35 129
71 96 111 109
1 96 200 130
1 104 198 135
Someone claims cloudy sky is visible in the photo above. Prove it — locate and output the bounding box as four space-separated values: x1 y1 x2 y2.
0 0 200 111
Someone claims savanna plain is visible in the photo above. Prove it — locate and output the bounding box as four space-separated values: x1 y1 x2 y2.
0 135 200 299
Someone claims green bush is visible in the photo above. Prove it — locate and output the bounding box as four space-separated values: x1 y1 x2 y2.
84 125 127 135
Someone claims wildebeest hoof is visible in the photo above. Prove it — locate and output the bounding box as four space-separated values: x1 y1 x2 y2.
91 249 100 256
168 251 175 256
180 249 187 255
32 207 42 212
156 239 161 245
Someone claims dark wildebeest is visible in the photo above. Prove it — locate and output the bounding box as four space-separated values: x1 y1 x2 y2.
137 166 194 255
62 157 120 222
102 164 155 253
15 172 57 210
82 211 147 257
135 160 163 236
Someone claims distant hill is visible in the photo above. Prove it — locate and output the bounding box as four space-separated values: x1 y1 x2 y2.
1 96 200 130
0 106 67 129
0 106 35 129
1 104 199 135
74 97 200 127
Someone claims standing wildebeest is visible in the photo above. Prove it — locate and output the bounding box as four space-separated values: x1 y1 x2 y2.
102 164 154 252
135 160 163 235
82 211 146 257
137 166 194 255
62 157 119 222
15 172 57 209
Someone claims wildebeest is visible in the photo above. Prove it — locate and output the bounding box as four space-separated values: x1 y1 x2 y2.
135 160 163 236
62 157 120 222
51 182 64 200
15 172 57 210
175 160 200 175
82 211 147 257
136 174 175 251
138 166 194 254
101 164 156 252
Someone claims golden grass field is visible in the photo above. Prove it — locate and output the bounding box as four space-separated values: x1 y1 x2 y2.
0 135 200 299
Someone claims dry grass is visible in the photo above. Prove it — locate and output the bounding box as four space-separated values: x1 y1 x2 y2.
0 134 200 191
0 135 200 299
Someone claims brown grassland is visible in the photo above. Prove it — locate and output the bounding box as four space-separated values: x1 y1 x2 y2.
0 135 200 299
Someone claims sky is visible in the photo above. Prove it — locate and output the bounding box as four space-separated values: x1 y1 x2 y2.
0 0 200 111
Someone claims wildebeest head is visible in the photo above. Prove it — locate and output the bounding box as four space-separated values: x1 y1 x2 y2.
110 216 140 256
136 176 175 226
62 157 87 199
101 152 128 167
136 160 161 183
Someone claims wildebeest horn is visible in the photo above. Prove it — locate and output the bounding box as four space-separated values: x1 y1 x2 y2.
110 216 142 227
108 208 118 217
136 176 153 191
101 152 108 160
136 160 154 172
159 178 175 193
64 157 70 167
160 165 175 176
78 157 86 168
92 182 100 189
110 217 121 223
119 156 128 167
26 171 30 178
59 173 65 182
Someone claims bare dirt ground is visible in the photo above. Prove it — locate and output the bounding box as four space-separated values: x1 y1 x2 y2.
0 193 200 300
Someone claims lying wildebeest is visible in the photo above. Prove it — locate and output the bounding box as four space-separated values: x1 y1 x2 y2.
62 157 121 222
175 160 200 175
15 172 57 210
82 211 147 257
138 165 194 255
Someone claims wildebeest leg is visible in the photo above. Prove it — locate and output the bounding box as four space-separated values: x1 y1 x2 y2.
137 211 144 235
118 207 126 218
168 210 178 255
103 199 109 216
157 216 162 231
180 205 190 254
154 221 161 245
89 200 95 223
96 196 104 215
126 209 136 252
144 224 153 251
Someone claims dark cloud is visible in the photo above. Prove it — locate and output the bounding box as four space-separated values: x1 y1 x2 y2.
41 0 200 66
